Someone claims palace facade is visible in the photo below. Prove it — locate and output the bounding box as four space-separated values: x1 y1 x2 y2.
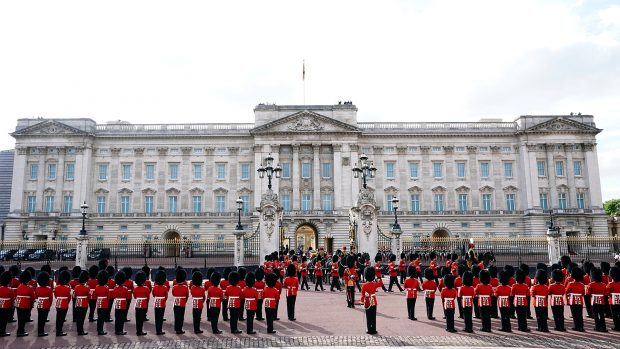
5 104 607 252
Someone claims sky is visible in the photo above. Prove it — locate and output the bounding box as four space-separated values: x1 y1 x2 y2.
0 0 619 200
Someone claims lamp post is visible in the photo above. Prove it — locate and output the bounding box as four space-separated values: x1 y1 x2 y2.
352 153 376 189
79 201 89 235
236 197 244 231
391 196 400 231
586 225 592 260
257 153 281 190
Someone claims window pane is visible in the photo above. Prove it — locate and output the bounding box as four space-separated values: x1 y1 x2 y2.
555 161 564 176
302 163 311 178
322 163 332 178
28 196 37 213
48 164 57 180
97 196 106 214
386 194 394 211
121 196 130 213
45 196 54 212
241 163 250 180
483 193 492 211
458 194 468 211
434 194 444 211
169 164 178 180
30 164 38 180
577 193 585 209
99 164 108 180
558 193 567 209
193 164 202 179
216 195 225 212
192 195 202 213
537 161 545 177
539 193 548 210
409 163 418 178
216 164 226 179
506 194 516 211
504 163 513 177
281 163 290 178
433 162 442 177
480 162 489 177
457 163 465 178
145 164 155 180
302 194 311 211
410 194 420 211
322 194 332 211
241 195 250 213
63 196 73 213
573 161 582 176
66 163 75 180
282 195 291 211
169 196 177 213
386 162 395 178
122 164 131 181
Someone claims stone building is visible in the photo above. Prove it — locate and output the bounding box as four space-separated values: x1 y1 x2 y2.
0 150 14 234
4 104 607 253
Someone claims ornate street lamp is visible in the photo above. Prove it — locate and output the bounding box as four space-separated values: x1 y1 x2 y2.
257 153 281 190
236 197 244 231
391 196 400 231
79 201 89 236
352 153 376 189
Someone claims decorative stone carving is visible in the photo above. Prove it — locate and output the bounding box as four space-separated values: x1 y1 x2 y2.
349 144 359 152
333 144 343 152
342 157 350 166
181 147 192 156
466 146 477 154
396 146 408 155
157 147 168 156
269 145 279 154
443 146 454 154
583 143 596 151
420 146 431 154
545 144 556 151
526 144 538 152
513 145 520 153
260 190 279 208
357 187 376 207
110 148 121 156
204 147 215 155
288 116 323 131
372 146 384 154
490 146 501 154
75 146 85 155
16 147 28 155
134 147 145 156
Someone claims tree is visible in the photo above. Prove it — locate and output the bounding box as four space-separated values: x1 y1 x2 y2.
604 199 620 216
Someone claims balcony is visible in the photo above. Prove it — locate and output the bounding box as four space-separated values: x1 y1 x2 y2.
378 210 525 216
282 210 341 216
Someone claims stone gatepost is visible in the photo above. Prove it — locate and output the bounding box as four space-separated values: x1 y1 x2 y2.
391 227 402 258
75 235 89 269
258 189 281 261
233 230 245 267
352 187 378 258
546 228 561 266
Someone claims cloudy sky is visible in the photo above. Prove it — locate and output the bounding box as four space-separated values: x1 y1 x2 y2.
0 1 618 200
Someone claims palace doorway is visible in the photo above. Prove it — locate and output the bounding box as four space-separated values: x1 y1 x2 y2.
162 230 181 257
295 224 318 253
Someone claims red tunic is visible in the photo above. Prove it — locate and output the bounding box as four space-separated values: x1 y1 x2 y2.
111 285 130 310
300 263 308 277
475 284 493 307
133 285 150 309
441 288 458 309
511 283 530 306
87 278 98 300
399 259 406 272
220 280 230 300
73 284 90 308
144 280 153 291
458 285 475 307
330 263 339 277
152 284 169 308
226 285 242 309
586 282 607 306
172 284 189 307
263 286 280 309
607 281 620 305
15 284 35 309
35 286 53 310
203 280 212 289
374 262 383 278
69 279 80 290
422 279 437 299
190 285 206 309
429 260 438 276
275 280 282 294
207 286 223 308
565 281 585 306
344 268 357 287
242 287 258 311
403 277 419 298
531 284 549 307
388 262 397 277
254 280 265 300
107 279 116 290
53 284 71 309
314 263 323 277
0 285 14 309
495 285 512 308
548 282 566 306
283 276 299 297
92 285 110 309
360 281 381 308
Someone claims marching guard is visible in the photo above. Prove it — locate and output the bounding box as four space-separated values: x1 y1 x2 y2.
111 270 129 335
242 272 258 334
152 270 169 335
133 271 150 336
440 273 457 332
344 255 358 308
207 271 223 334
190 271 205 334
263 272 280 334
92 270 110 335
387 254 403 292
360 267 379 335
171 269 189 334
404 266 420 320
34 271 53 337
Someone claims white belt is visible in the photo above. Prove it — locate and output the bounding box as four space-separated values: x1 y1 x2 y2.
76 296 88 299
56 297 68 299
245 298 255 301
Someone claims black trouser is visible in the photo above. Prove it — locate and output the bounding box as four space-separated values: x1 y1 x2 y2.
275 301 280 320
246 309 255 333
114 309 126 333
74 307 87 333
516 305 528 330
208 307 220 333
71 299 76 322
473 298 480 318
105 304 113 321
222 299 229 320
425 297 435 319
480 306 492 330
330 276 341 291
570 304 584 330
155 308 165 333
0 308 9 334
611 304 620 330
463 306 473 331
239 305 245 320
346 286 355 307
534 306 548 331
399 270 405 284
56 308 68 334
192 308 202 332
407 298 416 319
315 276 324 291
355 278 362 292
499 307 511 331
491 296 499 318
526 297 531 318
286 296 296 320
266 308 276 332
125 299 132 321
17 308 30 334
365 305 376 333
593 304 607 331
457 297 463 318
551 305 565 330
301 276 309 290
256 300 264 320
88 299 96 321
10 306 15 322
96 308 106 333
584 295 593 317
173 306 185 332
135 308 147 334
445 308 455 330
509 297 515 318
229 308 240 332
37 308 49 334
388 276 403 292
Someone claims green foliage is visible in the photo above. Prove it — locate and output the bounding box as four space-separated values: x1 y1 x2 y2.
604 198 620 216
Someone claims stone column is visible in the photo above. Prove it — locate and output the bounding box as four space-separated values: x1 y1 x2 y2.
76 145 93 211
228 147 240 210
258 190 281 260
55 147 66 213
545 144 558 208
292 144 300 210
36 147 47 210
333 144 343 210
546 228 561 266
133 148 145 211
421 146 433 209
312 144 321 210
584 143 603 208
490 146 503 210
75 235 89 268
372 146 384 208
520 144 538 209
564 144 577 208
180 147 192 211
397 146 408 210
233 229 245 267
353 190 378 258
391 227 402 257
444 146 455 209
252 145 263 208
156 147 168 212
349 144 360 207
9 147 28 213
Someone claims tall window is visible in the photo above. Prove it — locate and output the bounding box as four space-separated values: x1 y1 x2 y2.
27 196 36 213
120 196 130 214
168 196 178 213
576 193 585 209
573 160 582 176
555 161 564 177
241 163 250 180
216 195 226 212
409 163 419 178
458 194 468 211
144 196 153 214
539 193 548 210
99 164 108 180
216 163 226 179
505 193 516 211
410 194 420 212
433 162 442 178
65 163 75 180
302 194 312 211
44 196 54 212
63 195 73 214
96 196 106 214
47 163 57 180
480 162 489 178
192 195 202 213
281 163 290 178
385 162 395 179
322 163 332 179
537 161 546 177
240 195 250 213
302 163 311 178
503 162 513 178
145 164 155 180
434 194 444 212
169 163 179 180
322 194 332 211
30 164 38 180
193 164 202 180
558 193 567 209
281 194 291 211
386 194 394 211
456 162 466 178
482 193 492 211
121 164 131 181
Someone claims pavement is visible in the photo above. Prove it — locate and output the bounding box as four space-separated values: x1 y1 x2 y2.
1 286 618 349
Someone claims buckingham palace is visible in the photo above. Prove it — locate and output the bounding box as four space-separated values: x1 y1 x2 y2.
3 103 608 252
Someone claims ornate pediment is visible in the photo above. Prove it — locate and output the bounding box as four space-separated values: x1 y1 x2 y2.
250 110 360 134
519 117 601 134
12 120 91 137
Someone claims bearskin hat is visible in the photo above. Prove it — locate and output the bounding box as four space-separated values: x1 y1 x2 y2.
228 271 240 286
114 271 126 286
79 270 89 284
601 261 611 275
9 265 19 277
97 270 109 286
571 266 584 282
245 272 256 288
407 265 416 278
471 264 481 278
286 264 296 277
37 271 50 287
332 255 339 263
400 252 406 259
272 268 280 277
457 264 468 277
25 267 35 278
487 265 498 278
192 271 203 287
499 270 510 286
255 268 265 281
504 264 515 277
536 263 547 272
364 266 375 282
374 254 382 263
122 267 133 280
389 254 396 262
154 270 167 286
551 269 564 283
515 269 526 284
238 267 247 280
141 265 151 277
479 269 490 285
134 271 146 286
265 271 278 288
535 269 548 285
40 264 52 275
106 266 115 279
424 267 434 281
223 267 231 280
462 271 473 287
347 255 355 268
210 271 221 287
58 270 71 286
429 251 437 260
610 266 620 283
175 268 187 283
206 268 215 279
71 266 82 279
0 271 12 286
560 255 571 268
443 274 454 289
88 265 99 279
551 263 560 271
19 269 31 284
591 267 603 283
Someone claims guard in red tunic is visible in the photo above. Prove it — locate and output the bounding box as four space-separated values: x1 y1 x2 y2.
53 270 71 336
120 267 134 322
237 267 247 321
284 264 299 320
104 266 116 322
263 272 280 334
69 266 81 323
300 256 309 290
92 270 110 335
422 268 437 320
242 273 258 334
171 269 189 334
360 266 380 334
488 265 500 319
15 269 35 337
476 270 493 332
588 268 608 332
314 259 324 291
87 265 99 323
459 271 475 333
512 269 531 332
254 269 266 321
404 266 420 320
73 271 90 335
607 266 620 332
531 269 549 332
190 271 205 334
206 271 223 334
566 267 585 332
374 255 388 293
344 256 358 308
110 271 128 335
133 271 149 336
34 271 53 337
273 269 283 320
441 274 457 332
0 271 13 337
226 271 243 334
549 269 566 331
220 267 231 321
387 254 403 292
495 270 512 332
429 252 439 281
8 265 20 324
330 255 342 292
152 270 169 335
399 253 406 284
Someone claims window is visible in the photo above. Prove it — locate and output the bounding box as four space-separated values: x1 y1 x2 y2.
44 196 54 212
555 161 564 177
169 163 179 180
409 163 419 178
192 195 202 213
120 196 130 214
461 222 469 228
30 164 38 180
47 163 57 180
168 196 178 213
385 162 395 179
509 222 517 228
241 163 250 180
482 193 492 211
65 163 75 180
240 195 250 213
144 196 154 214
432 146 442 152
456 162 466 178
99 164 108 181
302 194 312 211
558 192 567 209
121 164 131 181
458 194 468 211
537 161 546 177
216 234 225 249
302 163 311 178
386 194 394 211
97 196 106 214
322 194 332 211
455 146 465 152
27 196 36 213
434 194 444 212
573 161 582 176
539 193 548 210
322 163 332 179
96 226 104 231
63 195 73 214
120 225 128 231
191 224 199 230
413 223 421 228
577 193 585 209
216 195 226 212
281 194 291 211
216 163 226 179
145 164 155 180
485 222 493 228
503 162 513 178
480 162 489 178
433 162 442 178
505 193 516 211
410 194 420 212
281 163 290 178
193 164 202 180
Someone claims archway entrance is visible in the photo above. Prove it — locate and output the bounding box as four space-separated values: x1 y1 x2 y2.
431 228 451 251
432 229 450 239
162 230 181 257
295 224 318 253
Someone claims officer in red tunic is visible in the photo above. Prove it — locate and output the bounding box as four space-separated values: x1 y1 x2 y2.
152 270 169 335
512 269 531 332
206 271 223 334
87 265 99 323
399 253 406 284
314 259 324 291
92 270 110 335
73 271 90 335
387 254 403 292
237 267 247 321
607 266 620 332
360 266 380 334
300 256 309 290
53 270 71 336
190 271 205 334
429 252 439 281
588 268 608 332
111 271 129 335
225 271 243 334
133 271 149 336
476 270 494 332
0 271 14 336
283 264 299 320
104 266 116 323
495 270 512 332
69 266 81 323
459 271 475 333
15 270 35 337
531 269 549 332
549 269 566 331
171 269 189 334
566 267 586 331
254 269 266 321
344 256 358 308
441 273 457 332
422 268 437 320
329 255 342 292
34 271 53 337
242 272 258 334
220 267 231 321
263 272 280 334
404 266 421 320
374 254 388 292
